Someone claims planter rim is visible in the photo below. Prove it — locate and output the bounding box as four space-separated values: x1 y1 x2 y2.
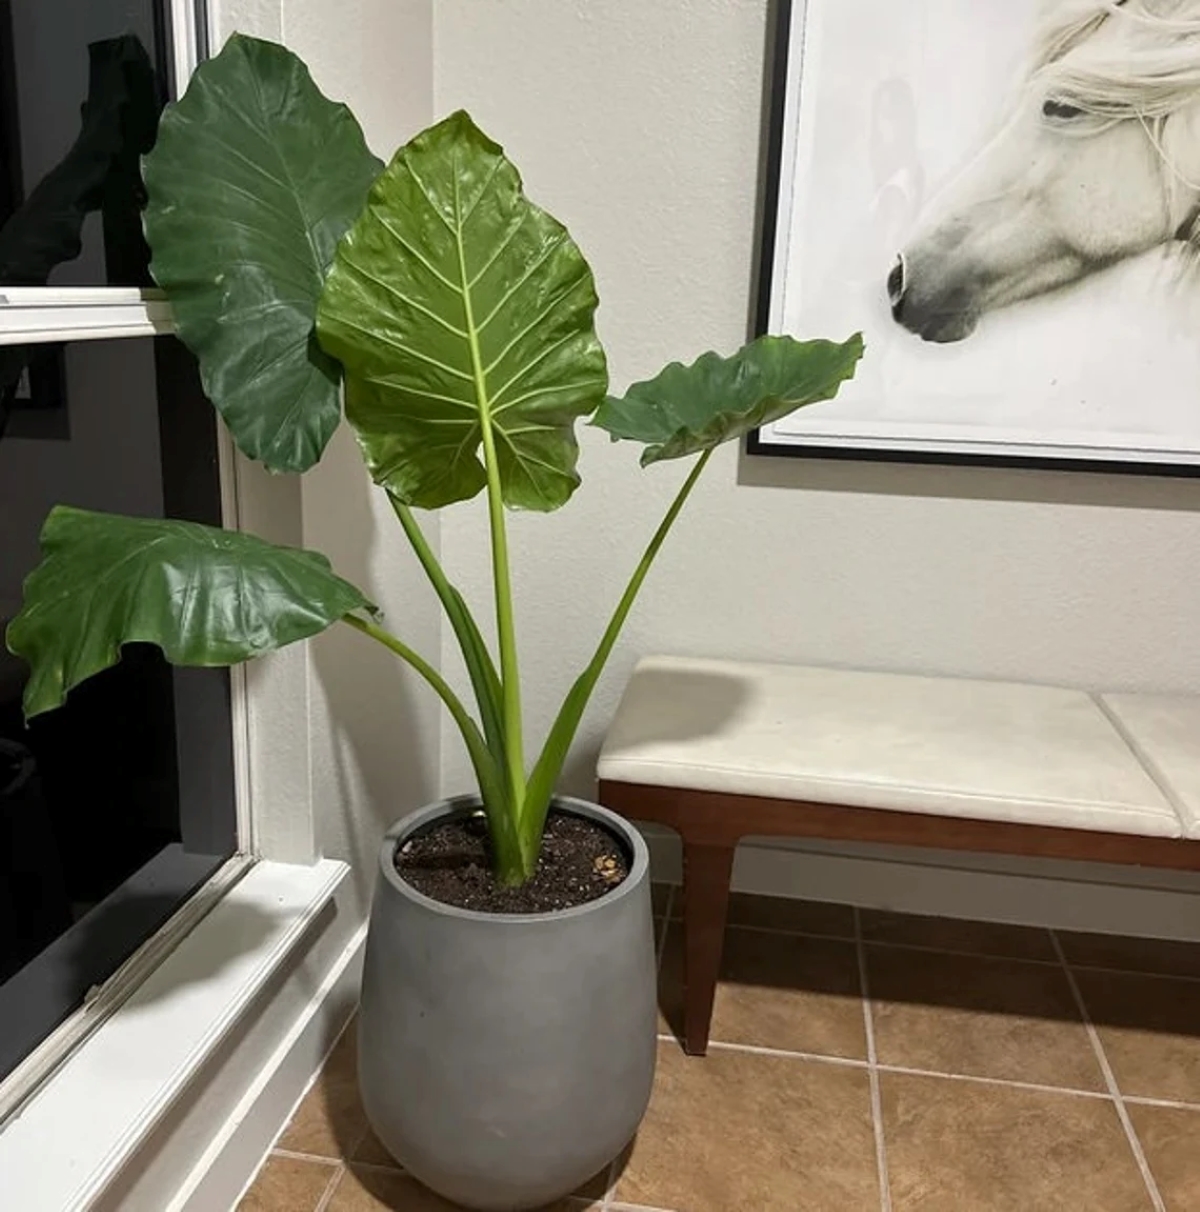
376 793 649 925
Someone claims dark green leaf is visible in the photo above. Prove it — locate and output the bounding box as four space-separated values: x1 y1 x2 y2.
592 333 864 465
316 110 607 510
6 506 373 718
142 34 383 473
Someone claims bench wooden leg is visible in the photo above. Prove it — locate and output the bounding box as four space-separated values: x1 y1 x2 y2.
681 839 736 1057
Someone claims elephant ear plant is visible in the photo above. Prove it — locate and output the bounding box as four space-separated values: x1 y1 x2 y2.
5 35 862 887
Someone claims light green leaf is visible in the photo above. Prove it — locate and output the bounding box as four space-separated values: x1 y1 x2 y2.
593 333 864 465
142 33 383 473
6 506 373 718
316 109 607 510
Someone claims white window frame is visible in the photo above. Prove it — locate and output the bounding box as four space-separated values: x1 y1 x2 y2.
0 0 252 844
0 0 262 1120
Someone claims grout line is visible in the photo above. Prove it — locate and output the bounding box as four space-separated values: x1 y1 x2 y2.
270 1147 344 1167
855 907 893 1212
700 1037 870 1070
1050 930 1167 1212
737 923 1200 983
653 886 1200 983
671 1036 1144 1104
312 1162 344 1212
876 1062 1112 1102
344 1159 407 1175
271 1146 406 1178
1124 1092 1200 1113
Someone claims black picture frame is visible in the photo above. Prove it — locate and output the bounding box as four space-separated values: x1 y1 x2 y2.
747 0 1200 479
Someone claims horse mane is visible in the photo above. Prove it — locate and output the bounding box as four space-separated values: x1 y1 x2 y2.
1030 0 1200 122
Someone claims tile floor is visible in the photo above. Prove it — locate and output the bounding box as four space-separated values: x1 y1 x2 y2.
239 886 1200 1211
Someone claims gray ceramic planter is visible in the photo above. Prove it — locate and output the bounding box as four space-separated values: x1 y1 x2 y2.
357 795 657 1211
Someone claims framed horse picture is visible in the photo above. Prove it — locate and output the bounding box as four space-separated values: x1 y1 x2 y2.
751 0 1200 475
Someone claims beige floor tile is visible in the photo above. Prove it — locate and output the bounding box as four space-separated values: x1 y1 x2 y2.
657 923 867 1057
861 909 1057 961
237 1154 338 1211
868 946 1105 1089
1059 931 1200 980
279 1022 369 1158
1127 1102 1200 1211
1075 970 1200 1102
615 1040 878 1212
881 1072 1153 1212
326 1164 601 1210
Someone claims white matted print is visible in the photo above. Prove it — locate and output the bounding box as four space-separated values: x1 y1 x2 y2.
753 0 1200 472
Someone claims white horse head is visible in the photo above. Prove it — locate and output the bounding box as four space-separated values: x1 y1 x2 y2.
890 0 1200 342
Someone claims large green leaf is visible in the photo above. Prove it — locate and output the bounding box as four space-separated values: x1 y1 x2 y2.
593 333 864 465
142 34 383 473
316 110 607 510
6 506 373 718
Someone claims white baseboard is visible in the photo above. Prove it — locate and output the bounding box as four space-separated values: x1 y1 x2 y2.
642 827 1200 942
2 860 354 1212
79 868 366 1212
172 921 367 1212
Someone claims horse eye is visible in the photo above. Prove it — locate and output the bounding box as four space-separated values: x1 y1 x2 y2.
1042 98 1083 120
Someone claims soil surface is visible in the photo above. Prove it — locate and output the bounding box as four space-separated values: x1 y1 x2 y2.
394 809 630 913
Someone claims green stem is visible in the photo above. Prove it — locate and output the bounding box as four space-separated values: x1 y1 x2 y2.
580 448 712 698
453 181 525 810
389 496 506 761
342 612 523 875
522 449 713 845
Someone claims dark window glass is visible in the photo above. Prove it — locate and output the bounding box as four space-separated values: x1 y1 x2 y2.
0 0 169 290
0 335 237 1084
0 1 233 1085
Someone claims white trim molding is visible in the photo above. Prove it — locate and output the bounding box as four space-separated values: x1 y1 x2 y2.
0 858 351 1212
0 287 174 345
177 921 367 1212
0 855 254 1126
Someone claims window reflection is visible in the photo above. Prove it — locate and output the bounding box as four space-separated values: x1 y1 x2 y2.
1 2 168 439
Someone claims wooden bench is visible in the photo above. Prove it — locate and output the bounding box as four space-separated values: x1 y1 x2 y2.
596 656 1200 1056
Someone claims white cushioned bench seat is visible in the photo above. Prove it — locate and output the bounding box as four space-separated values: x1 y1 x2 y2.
598 656 1185 839
1101 693 1200 840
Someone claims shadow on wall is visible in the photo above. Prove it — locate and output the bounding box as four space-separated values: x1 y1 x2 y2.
307 427 438 914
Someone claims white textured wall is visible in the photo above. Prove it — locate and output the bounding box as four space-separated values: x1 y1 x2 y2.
432 0 1200 809
287 0 439 915
212 0 440 912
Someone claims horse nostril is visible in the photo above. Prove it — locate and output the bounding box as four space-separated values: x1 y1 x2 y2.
887 255 906 308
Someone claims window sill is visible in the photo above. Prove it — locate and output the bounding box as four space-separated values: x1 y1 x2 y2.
0 857 349 1211
0 287 173 344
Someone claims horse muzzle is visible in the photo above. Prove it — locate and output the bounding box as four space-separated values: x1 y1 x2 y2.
886 251 979 343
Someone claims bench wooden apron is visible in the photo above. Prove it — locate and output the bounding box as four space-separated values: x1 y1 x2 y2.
596 656 1200 1056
